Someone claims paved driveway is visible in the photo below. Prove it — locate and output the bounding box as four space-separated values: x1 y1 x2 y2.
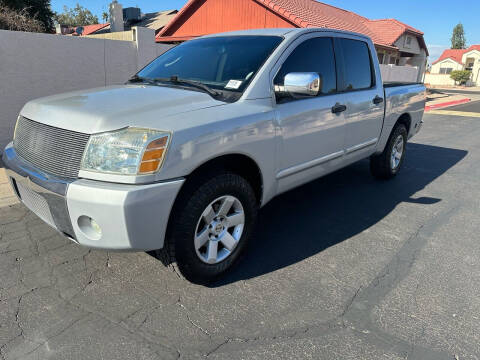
1 111 479 359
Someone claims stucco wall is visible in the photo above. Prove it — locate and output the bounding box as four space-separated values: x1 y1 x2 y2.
430 58 463 74
462 50 480 85
0 29 173 151
424 73 456 86
394 34 421 55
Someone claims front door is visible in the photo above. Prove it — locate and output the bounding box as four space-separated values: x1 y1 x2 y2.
273 36 346 192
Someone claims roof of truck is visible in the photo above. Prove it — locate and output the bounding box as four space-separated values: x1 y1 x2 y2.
201 27 370 40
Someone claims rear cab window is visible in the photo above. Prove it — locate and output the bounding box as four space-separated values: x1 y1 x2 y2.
334 38 375 92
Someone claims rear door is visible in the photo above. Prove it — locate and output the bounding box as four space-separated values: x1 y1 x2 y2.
334 37 384 156
272 35 346 192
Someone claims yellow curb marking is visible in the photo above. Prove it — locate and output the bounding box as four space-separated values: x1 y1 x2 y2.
427 110 480 118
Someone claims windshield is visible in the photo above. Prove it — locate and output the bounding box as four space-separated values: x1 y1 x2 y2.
137 36 283 94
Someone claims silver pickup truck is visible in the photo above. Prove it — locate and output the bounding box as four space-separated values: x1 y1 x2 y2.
3 28 425 283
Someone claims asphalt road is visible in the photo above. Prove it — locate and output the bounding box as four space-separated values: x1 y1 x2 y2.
1 111 480 359
431 88 480 96
447 99 480 113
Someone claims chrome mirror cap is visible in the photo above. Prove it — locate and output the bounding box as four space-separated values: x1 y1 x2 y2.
277 72 321 97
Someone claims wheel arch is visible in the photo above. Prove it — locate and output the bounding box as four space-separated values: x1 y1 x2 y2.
181 153 264 206
375 112 412 155
396 113 412 135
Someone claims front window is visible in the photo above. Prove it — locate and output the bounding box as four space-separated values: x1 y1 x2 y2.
274 37 337 98
137 36 283 97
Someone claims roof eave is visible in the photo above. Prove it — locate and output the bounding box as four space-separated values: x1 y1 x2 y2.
156 35 198 42
157 0 199 38
432 57 462 65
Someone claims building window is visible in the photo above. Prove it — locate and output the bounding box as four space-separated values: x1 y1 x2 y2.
466 59 475 70
439 68 453 74
389 56 397 65
405 36 412 48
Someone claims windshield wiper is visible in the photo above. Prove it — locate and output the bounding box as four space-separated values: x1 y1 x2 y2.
127 75 158 85
155 76 220 97
129 75 220 98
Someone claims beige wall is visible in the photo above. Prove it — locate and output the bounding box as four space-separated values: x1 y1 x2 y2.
424 73 456 86
85 30 134 41
431 58 463 74
0 29 173 150
462 50 480 85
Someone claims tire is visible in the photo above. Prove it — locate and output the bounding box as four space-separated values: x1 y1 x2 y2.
370 123 408 180
156 172 258 284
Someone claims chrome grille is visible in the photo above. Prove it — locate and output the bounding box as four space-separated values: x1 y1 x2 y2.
13 116 90 178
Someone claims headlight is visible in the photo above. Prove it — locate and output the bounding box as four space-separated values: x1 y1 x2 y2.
81 128 170 175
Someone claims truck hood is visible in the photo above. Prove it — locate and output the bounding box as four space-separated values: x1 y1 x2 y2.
20 85 228 134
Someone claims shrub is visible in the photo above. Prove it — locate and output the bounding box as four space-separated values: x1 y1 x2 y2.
450 70 472 85
0 5 45 32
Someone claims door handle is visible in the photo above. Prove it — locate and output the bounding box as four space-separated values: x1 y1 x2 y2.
373 96 384 105
331 103 347 114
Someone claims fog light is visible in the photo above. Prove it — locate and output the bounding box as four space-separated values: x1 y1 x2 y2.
78 215 102 241
90 218 102 235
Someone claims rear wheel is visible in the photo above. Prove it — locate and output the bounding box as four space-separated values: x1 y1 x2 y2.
156 172 258 284
370 123 407 179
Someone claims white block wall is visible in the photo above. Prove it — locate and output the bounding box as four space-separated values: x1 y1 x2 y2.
0 29 173 150
380 64 419 83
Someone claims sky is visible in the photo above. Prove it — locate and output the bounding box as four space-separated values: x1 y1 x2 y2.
50 0 480 62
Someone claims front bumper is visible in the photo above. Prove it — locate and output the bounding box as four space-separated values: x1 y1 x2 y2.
2 143 185 251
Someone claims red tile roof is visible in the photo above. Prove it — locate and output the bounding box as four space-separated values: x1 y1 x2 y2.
254 0 425 49
466 45 480 53
432 49 466 65
81 23 110 35
157 0 427 54
432 45 480 65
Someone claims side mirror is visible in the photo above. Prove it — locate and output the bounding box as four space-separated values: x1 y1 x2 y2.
275 72 321 98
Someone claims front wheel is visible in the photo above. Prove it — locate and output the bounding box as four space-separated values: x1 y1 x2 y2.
157 172 258 284
370 123 407 179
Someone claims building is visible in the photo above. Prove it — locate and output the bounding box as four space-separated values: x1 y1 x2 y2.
155 0 428 81
55 23 110 36
133 10 178 35
55 6 178 37
428 46 480 86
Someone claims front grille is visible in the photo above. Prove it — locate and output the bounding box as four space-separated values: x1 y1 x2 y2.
13 116 90 178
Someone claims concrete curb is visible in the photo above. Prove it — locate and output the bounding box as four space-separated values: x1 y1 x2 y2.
425 98 471 112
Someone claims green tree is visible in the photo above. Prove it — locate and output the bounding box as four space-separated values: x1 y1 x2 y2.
451 23 466 49
450 70 471 85
54 3 99 26
0 0 54 32
102 11 108 23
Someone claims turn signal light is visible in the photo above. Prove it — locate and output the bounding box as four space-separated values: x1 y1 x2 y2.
138 135 170 174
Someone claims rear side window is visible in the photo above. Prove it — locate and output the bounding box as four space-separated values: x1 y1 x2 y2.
336 38 374 91
274 37 337 96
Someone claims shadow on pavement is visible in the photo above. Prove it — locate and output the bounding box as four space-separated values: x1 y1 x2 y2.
209 143 467 287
